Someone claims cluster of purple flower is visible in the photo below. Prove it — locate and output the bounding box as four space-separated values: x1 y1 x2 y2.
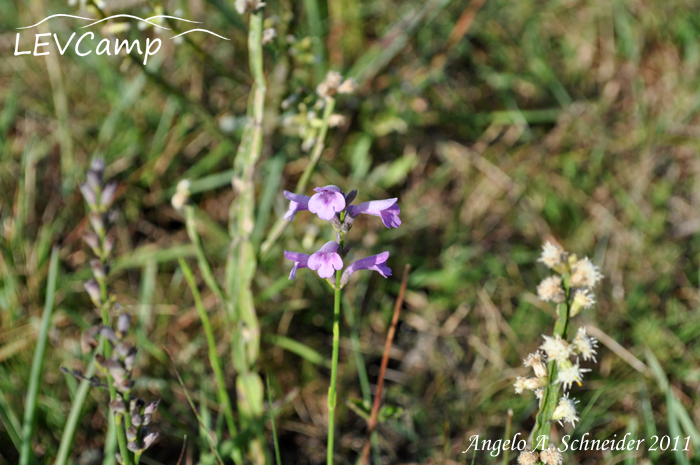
283 185 400 287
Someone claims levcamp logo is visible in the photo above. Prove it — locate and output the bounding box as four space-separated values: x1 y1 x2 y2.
14 14 229 64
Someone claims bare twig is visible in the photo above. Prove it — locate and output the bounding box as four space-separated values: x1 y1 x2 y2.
359 264 411 465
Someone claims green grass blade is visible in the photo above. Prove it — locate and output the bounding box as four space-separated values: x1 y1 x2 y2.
178 259 239 445
0 384 21 452
264 333 329 368
55 359 96 465
266 375 282 465
20 246 60 465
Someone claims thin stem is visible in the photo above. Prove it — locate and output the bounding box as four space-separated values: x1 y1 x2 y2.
531 278 571 449
114 412 130 465
327 269 342 465
266 375 283 465
184 206 226 307
55 359 96 465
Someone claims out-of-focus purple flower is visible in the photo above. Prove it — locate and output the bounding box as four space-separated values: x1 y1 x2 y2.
283 191 310 221
308 186 345 221
101 181 118 208
308 241 344 278
284 250 311 279
340 252 391 286
347 199 401 228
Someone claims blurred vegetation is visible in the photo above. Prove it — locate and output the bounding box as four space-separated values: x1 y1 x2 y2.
1 0 700 463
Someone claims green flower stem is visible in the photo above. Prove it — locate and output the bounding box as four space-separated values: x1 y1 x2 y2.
114 411 130 465
95 216 132 465
327 269 342 465
531 278 571 450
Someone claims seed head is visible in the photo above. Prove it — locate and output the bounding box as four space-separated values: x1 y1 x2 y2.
570 257 603 289
514 376 544 394
552 393 579 426
517 450 539 465
540 445 563 465
540 335 572 364
262 28 277 45
317 72 356 99
537 276 565 303
234 0 265 14
523 351 548 379
171 179 191 211
538 241 566 269
570 288 595 316
572 327 598 362
556 360 590 390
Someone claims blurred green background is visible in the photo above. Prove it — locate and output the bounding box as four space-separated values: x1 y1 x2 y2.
1 0 700 463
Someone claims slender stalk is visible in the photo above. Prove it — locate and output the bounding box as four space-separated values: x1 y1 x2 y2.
185 206 226 307
55 360 96 465
97 231 132 465
179 258 238 439
502 409 513 465
531 278 571 449
266 375 282 465
19 247 59 465
327 269 342 465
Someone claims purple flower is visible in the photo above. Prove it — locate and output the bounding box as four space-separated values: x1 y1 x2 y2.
340 252 392 286
283 191 310 221
347 199 401 228
308 241 344 278
308 185 346 221
283 250 310 279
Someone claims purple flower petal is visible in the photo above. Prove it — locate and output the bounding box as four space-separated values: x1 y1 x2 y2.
284 191 311 221
308 185 346 221
347 199 401 228
308 241 344 278
284 250 310 280
341 252 392 286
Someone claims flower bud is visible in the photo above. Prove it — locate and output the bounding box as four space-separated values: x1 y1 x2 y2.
114 341 135 358
110 399 126 416
143 432 159 450
81 326 101 354
344 189 358 205
103 235 115 257
89 212 105 236
99 326 120 344
79 183 98 208
262 27 277 45
117 313 130 337
90 259 107 280
100 181 118 208
86 158 105 190
83 279 101 306
83 232 101 255
144 399 159 416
